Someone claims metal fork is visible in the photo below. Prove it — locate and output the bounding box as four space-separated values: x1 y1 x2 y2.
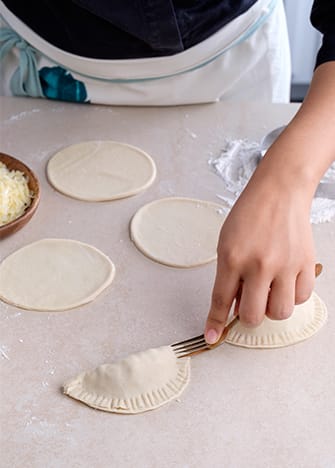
171 315 239 358
171 263 323 359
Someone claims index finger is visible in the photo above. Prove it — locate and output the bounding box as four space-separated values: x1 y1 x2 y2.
205 266 240 344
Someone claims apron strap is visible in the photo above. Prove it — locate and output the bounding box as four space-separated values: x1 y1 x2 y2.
0 27 43 97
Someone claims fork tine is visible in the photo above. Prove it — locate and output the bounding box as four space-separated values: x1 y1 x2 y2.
173 341 209 357
176 348 210 358
173 340 207 353
171 317 239 358
171 334 205 349
171 332 208 359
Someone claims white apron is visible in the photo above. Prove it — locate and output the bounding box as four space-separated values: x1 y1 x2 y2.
0 0 291 105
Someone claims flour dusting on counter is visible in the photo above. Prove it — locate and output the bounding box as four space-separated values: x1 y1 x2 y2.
311 198 335 224
0 344 10 360
6 108 41 123
209 138 335 224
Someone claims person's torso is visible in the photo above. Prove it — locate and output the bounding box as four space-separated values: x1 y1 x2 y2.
2 0 257 58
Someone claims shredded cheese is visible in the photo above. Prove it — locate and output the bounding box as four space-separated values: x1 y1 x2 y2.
0 161 33 226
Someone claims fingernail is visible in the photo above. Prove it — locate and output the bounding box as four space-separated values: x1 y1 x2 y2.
206 329 218 344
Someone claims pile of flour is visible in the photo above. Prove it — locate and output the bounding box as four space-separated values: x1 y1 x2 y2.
209 138 335 224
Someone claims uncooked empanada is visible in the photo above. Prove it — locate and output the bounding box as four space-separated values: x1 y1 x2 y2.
63 346 190 414
226 291 327 348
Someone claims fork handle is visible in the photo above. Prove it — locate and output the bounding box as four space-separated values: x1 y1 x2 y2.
209 262 323 350
315 263 323 277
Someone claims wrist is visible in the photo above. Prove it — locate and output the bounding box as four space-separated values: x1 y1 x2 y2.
255 141 323 200
244 153 316 209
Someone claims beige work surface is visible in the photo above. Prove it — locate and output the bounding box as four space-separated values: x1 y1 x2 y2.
1 97 334 468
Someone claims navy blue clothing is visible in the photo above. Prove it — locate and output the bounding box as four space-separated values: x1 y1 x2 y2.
2 0 257 58
2 0 335 67
311 0 335 67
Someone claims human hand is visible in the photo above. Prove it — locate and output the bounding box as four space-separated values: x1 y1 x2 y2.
204 159 316 344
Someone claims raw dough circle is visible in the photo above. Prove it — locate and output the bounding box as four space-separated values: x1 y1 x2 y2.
47 140 156 201
63 346 190 414
226 291 327 348
130 197 226 268
0 239 115 311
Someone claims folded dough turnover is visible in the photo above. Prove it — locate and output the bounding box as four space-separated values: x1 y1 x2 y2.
63 346 190 414
226 292 327 348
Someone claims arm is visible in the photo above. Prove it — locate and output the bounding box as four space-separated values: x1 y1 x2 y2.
205 61 335 344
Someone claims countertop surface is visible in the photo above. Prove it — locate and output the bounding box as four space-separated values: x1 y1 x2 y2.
0 97 334 468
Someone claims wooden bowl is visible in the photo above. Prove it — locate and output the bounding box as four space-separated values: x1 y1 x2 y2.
0 152 40 239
